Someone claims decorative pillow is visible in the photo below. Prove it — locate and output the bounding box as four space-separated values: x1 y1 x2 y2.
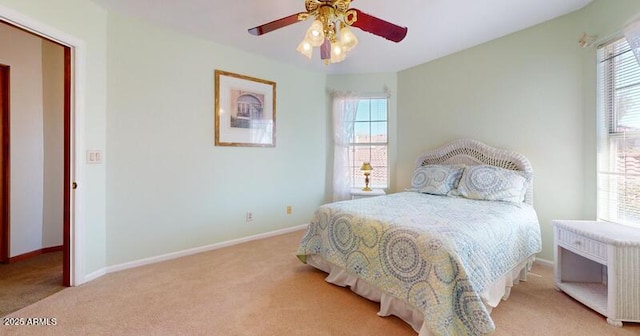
410 165 464 195
456 165 529 203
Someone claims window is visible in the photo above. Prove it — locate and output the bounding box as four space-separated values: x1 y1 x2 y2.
347 97 388 189
597 37 640 228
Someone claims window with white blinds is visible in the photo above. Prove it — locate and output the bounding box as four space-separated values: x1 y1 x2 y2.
597 37 640 228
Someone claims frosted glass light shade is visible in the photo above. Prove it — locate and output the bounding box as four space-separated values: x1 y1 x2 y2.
339 26 358 51
296 39 313 59
306 20 325 47
330 42 346 63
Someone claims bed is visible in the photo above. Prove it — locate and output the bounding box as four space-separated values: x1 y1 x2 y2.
296 138 542 336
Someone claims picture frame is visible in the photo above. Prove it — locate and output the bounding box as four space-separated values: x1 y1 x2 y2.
214 70 276 147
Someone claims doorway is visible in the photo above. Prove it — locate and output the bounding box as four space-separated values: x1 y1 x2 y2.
0 21 71 287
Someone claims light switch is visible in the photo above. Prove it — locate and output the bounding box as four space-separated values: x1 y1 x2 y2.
87 150 103 164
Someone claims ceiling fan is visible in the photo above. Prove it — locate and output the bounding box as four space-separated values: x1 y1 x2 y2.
248 0 408 64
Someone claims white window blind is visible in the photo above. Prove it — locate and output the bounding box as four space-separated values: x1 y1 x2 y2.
597 37 640 228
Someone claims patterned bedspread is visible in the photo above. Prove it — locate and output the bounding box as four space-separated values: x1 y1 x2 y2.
296 192 541 336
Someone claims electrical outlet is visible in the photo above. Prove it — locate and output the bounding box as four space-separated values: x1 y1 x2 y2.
286 205 292 215
246 211 253 222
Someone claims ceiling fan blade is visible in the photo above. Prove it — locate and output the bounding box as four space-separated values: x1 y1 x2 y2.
248 12 306 36
350 9 408 43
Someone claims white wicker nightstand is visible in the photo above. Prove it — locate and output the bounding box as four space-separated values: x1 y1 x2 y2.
553 220 640 327
350 188 385 200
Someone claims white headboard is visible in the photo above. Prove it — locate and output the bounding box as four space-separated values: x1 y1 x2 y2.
414 138 534 205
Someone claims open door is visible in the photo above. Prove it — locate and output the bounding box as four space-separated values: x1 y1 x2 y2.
63 47 70 286
0 64 8 264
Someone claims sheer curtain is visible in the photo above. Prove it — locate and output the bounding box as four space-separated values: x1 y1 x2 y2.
331 91 359 201
626 20 640 65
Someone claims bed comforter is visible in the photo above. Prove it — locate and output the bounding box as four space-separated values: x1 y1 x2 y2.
296 192 542 336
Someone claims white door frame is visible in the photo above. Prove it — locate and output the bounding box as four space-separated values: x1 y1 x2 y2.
0 4 86 286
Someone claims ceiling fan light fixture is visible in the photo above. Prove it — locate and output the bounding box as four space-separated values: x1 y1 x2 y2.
306 20 325 47
296 39 313 59
248 0 408 66
303 17 352 64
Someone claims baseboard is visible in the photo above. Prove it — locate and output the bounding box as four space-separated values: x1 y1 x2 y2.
534 257 553 268
104 224 309 275
83 268 107 284
7 245 63 263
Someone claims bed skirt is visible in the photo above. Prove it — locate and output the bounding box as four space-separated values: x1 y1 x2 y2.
306 254 535 336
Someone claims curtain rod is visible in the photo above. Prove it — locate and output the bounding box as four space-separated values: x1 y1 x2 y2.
327 86 391 98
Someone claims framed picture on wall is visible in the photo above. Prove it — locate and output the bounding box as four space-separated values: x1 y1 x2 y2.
214 70 276 147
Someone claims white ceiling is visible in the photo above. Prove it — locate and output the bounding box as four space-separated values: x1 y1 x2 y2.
91 0 593 74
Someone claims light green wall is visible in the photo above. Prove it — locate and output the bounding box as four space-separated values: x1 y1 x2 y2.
0 0 108 276
397 0 640 261
105 12 327 265
326 73 398 193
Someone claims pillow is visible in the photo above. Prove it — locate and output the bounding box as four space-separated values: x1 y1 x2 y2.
410 164 464 195
456 165 529 203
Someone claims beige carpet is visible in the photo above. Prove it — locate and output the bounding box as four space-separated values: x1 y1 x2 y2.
0 251 65 317
1 230 639 336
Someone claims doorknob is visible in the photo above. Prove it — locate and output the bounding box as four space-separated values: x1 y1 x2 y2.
72 182 77 189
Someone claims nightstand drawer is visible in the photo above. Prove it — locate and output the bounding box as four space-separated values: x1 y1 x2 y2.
557 228 607 263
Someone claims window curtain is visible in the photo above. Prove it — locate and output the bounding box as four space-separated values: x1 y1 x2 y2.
625 20 640 65
331 91 359 201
